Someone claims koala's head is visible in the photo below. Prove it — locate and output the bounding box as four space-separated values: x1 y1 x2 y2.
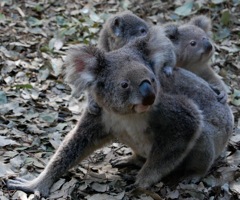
99 11 149 51
65 44 158 115
164 15 214 68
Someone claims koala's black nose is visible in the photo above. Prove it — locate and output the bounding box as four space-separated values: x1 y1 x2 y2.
139 80 156 106
203 38 213 52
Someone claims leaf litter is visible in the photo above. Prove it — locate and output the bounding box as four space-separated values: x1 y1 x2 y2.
0 0 240 199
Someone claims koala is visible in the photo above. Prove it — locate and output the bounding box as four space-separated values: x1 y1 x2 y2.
106 29 233 183
88 11 150 115
98 10 149 52
6 36 202 197
6 32 233 197
164 15 228 103
97 11 174 76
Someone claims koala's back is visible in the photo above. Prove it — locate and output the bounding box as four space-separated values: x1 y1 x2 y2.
159 68 233 156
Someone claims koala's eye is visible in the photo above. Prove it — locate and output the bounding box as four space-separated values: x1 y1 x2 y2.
151 78 155 83
140 27 147 35
190 40 196 46
121 81 129 89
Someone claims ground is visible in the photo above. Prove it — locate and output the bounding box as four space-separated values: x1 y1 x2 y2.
0 0 240 199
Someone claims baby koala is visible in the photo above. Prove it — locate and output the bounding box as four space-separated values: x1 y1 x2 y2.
98 10 149 51
164 15 228 103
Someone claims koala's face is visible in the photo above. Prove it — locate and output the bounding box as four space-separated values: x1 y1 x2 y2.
65 46 158 115
120 14 148 38
164 16 214 70
93 52 158 114
109 12 149 50
170 25 214 68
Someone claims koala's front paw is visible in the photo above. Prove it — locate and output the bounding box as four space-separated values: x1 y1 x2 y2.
88 101 101 115
125 183 137 192
110 156 132 168
111 155 145 168
162 66 173 77
210 85 227 104
7 177 49 198
217 91 227 104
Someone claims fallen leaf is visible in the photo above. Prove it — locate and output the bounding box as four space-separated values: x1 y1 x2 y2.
174 2 193 16
0 135 19 147
91 182 108 192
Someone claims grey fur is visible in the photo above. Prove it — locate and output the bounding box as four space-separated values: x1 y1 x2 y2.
6 31 233 197
88 13 175 115
88 11 150 115
164 15 228 103
98 10 149 51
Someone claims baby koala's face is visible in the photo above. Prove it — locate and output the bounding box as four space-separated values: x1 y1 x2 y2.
174 25 214 68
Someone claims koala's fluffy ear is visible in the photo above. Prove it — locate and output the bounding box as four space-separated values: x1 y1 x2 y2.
164 23 179 41
189 15 212 36
64 45 105 94
110 16 124 37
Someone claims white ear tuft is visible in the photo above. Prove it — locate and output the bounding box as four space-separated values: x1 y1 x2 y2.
64 45 103 95
189 15 212 36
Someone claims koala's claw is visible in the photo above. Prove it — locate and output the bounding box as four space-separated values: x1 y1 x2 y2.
210 85 227 104
8 177 28 184
217 91 227 104
7 178 49 198
110 157 131 168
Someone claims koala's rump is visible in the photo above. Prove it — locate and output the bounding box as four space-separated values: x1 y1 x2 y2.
159 68 233 157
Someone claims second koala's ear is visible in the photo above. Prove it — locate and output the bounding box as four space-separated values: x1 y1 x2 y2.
164 23 179 41
189 15 212 36
110 16 124 37
64 45 105 94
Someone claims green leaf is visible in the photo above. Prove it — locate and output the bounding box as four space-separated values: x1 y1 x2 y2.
89 11 103 23
38 66 50 81
0 135 19 147
62 27 77 36
221 9 231 25
14 84 33 89
40 112 58 123
215 27 230 40
0 91 7 105
34 4 44 12
27 16 43 27
49 37 64 50
174 2 194 16
0 13 6 21
56 16 68 26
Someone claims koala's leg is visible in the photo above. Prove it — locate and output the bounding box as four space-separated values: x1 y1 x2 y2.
179 134 215 182
111 153 146 168
209 85 228 104
133 95 204 189
7 112 112 197
134 142 192 189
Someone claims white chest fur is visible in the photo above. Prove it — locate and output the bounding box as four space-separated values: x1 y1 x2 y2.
102 111 153 158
